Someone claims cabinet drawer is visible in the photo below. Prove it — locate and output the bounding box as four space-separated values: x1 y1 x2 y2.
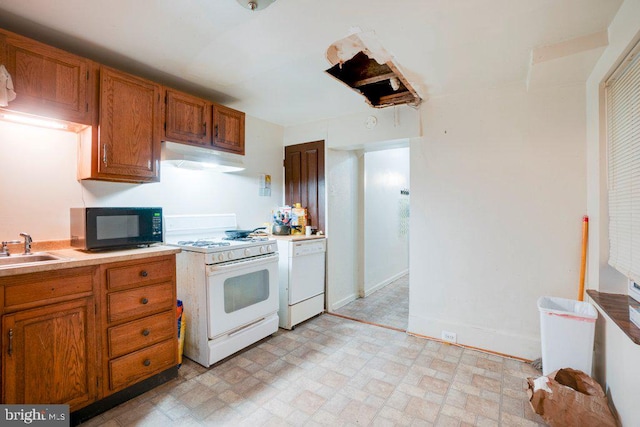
108 311 175 358
106 258 174 291
109 339 176 390
107 282 174 323
3 267 94 310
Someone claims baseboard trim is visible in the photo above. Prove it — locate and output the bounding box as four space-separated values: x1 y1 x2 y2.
407 313 540 361
330 293 358 311
363 269 408 297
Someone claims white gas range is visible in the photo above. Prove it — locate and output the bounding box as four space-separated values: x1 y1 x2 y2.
164 214 279 367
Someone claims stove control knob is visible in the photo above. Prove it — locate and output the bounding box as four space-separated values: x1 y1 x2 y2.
228 252 234 260
267 245 273 252
244 248 251 256
218 254 224 262
259 246 266 254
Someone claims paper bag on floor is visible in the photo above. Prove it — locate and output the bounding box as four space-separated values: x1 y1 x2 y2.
527 368 618 427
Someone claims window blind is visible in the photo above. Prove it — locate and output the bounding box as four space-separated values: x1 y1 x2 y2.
607 42 640 282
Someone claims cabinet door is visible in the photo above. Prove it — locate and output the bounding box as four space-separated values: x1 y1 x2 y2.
0 29 91 124
165 89 211 146
2 298 97 412
98 66 162 182
212 104 245 155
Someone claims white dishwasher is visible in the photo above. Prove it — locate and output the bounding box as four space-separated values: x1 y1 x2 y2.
277 237 326 329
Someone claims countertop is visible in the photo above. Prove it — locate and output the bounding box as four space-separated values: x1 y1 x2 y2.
0 245 181 278
587 290 640 345
269 234 326 242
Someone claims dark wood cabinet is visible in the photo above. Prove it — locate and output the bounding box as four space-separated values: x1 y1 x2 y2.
213 103 245 155
79 66 163 183
0 28 92 125
1 267 98 412
164 89 211 146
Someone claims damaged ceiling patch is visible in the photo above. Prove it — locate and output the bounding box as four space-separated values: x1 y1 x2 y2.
325 31 421 108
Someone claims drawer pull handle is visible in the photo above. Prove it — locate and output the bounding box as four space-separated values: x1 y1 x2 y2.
140 270 148 277
142 329 150 336
8 329 13 356
143 359 151 367
141 298 149 305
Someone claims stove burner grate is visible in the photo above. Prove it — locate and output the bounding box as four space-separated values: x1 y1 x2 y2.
177 240 231 248
223 236 269 242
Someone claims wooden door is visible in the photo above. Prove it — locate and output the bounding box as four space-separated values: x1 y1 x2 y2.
2 298 97 411
0 28 91 124
164 89 211 146
98 66 162 181
212 104 245 154
285 141 325 232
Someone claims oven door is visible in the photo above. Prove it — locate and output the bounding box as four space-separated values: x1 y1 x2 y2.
206 253 278 339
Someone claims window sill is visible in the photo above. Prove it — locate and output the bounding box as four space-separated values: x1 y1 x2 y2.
587 290 640 345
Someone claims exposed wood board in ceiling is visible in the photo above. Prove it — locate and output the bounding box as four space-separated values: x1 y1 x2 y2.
325 32 421 108
326 52 421 108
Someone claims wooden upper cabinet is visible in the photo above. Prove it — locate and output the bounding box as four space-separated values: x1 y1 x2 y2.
163 90 245 155
164 89 211 146
0 28 92 125
79 66 162 183
213 103 245 155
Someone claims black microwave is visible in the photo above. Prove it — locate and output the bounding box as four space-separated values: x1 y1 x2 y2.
70 207 163 251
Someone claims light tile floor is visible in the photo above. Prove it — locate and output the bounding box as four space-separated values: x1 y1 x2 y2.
82 314 546 426
334 274 409 331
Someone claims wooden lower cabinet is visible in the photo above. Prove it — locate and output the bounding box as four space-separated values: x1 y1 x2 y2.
0 253 178 417
2 297 97 412
100 255 178 396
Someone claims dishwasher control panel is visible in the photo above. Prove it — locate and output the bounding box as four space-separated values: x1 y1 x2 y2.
292 239 326 256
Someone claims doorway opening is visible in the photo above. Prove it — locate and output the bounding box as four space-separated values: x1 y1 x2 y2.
333 145 410 331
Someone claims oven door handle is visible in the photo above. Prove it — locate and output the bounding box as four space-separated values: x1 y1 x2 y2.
208 253 278 272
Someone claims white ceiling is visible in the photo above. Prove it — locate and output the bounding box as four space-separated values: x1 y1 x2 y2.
0 0 623 127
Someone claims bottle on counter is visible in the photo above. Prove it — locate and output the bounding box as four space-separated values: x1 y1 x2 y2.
291 203 307 235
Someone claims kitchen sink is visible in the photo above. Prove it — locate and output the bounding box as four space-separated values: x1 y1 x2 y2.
0 253 66 268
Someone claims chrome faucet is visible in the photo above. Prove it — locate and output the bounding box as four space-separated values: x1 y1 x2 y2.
1 240 21 257
19 233 32 254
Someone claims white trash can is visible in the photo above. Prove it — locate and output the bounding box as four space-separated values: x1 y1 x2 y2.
537 296 598 376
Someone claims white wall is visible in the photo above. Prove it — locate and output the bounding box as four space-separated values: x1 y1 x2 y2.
364 147 410 296
586 0 640 424
0 115 284 241
409 83 587 359
326 149 360 310
284 106 420 150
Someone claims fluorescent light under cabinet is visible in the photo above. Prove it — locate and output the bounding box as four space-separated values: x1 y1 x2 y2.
0 113 69 130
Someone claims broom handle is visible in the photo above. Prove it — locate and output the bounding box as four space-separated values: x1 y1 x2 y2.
578 215 589 301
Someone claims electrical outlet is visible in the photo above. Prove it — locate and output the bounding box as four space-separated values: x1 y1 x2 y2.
441 330 457 343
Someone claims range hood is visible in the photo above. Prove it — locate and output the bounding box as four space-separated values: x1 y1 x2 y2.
162 141 245 172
